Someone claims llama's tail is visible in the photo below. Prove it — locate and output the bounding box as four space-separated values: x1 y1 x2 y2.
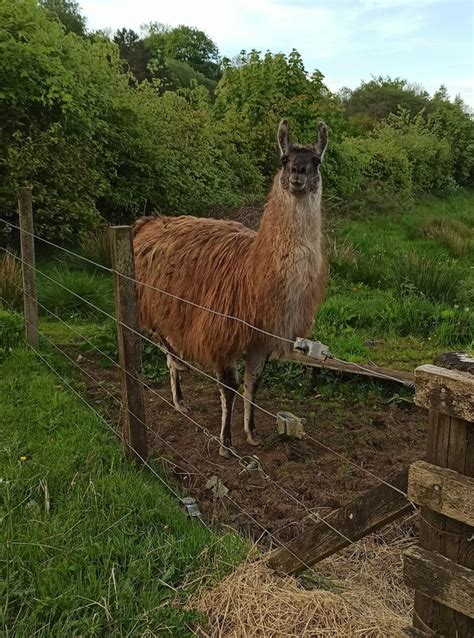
132 216 156 238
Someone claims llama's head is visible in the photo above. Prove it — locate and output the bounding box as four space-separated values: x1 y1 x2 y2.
277 120 328 196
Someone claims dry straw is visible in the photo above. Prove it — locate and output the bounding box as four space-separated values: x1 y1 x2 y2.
190 521 414 637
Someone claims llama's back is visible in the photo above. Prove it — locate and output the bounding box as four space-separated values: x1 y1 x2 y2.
133 215 257 368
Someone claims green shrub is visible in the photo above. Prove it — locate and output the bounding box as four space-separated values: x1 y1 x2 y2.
0 250 23 311
352 135 413 210
0 309 24 356
37 268 114 318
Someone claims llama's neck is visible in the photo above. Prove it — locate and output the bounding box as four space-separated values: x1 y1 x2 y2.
256 174 323 252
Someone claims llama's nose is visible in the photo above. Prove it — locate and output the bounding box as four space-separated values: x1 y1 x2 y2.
290 177 304 189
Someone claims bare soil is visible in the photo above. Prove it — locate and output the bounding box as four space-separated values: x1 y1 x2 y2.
75 350 426 546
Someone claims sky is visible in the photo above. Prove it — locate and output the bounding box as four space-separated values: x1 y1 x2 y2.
80 0 474 106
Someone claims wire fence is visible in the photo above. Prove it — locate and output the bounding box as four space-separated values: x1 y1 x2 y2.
1 211 417 571
1 216 414 388
0 293 361 581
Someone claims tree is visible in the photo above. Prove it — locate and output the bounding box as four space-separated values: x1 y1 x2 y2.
39 0 86 36
342 76 431 125
143 23 220 82
113 29 151 83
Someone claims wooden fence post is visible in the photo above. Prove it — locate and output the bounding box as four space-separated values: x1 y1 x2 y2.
405 354 474 637
110 226 148 464
18 187 38 347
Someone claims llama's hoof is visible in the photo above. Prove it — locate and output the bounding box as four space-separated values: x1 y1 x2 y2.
247 433 262 447
219 444 236 459
175 402 189 414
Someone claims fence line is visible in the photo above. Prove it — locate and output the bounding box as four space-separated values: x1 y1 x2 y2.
8 284 356 545
1 295 360 580
1 246 411 505
1 216 414 387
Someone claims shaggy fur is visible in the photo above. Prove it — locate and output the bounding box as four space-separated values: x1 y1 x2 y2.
133 121 328 455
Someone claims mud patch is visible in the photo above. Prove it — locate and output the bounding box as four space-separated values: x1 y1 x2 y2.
74 351 425 545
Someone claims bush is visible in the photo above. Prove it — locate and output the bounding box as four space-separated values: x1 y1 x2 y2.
0 309 24 357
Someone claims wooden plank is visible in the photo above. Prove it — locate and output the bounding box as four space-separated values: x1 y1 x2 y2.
110 226 148 464
408 461 474 527
18 187 38 348
413 358 474 638
414 364 474 422
405 546 474 621
283 351 415 386
268 469 411 574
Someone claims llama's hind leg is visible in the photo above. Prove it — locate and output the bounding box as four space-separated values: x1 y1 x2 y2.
166 354 188 413
217 365 239 458
243 346 269 446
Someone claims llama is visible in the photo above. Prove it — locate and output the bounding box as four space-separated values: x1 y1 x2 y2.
133 120 328 457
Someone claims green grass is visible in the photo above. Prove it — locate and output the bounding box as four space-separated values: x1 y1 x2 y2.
319 190 474 371
37 265 114 319
0 348 249 637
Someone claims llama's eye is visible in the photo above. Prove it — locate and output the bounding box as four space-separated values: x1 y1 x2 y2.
312 157 321 167
281 156 288 166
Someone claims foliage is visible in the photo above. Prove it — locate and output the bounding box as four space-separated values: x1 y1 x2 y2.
341 76 431 128
1 2 473 242
0 250 23 311
0 309 24 357
0 348 248 636
143 22 221 81
39 0 86 36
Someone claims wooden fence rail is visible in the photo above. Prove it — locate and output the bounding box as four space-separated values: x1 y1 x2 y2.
405 356 474 638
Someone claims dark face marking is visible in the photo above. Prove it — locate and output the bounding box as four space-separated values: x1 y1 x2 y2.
279 147 322 195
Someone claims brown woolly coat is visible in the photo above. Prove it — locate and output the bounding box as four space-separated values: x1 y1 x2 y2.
133 176 328 370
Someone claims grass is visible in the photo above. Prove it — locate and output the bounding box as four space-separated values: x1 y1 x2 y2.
319 190 473 371
0 348 249 637
37 265 114 319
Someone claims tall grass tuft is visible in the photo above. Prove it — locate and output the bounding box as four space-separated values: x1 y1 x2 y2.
79 230 112 269
38 267 114 318
0 250 23 311
418 217 472 257
396 253 466 304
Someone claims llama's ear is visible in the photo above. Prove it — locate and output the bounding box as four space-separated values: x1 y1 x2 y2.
314 122 328 161
277 119 290 156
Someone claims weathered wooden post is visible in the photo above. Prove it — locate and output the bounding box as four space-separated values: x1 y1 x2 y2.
404 353 474 637
110 226 148 464
18 186 38 347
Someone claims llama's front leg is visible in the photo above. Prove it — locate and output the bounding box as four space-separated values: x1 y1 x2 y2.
166 354 188 413
244 348 268 446
217 366 239 458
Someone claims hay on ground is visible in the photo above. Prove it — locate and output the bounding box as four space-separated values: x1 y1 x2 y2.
190 521 414 637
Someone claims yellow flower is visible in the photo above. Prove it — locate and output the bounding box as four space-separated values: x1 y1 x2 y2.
20 455 27 462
